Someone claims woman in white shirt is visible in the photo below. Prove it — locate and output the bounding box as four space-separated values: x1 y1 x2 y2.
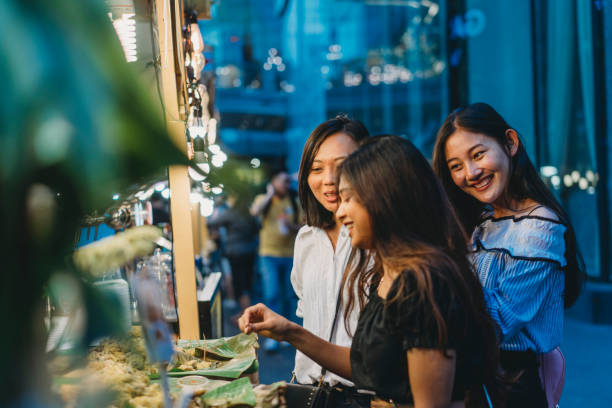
291 115 370 405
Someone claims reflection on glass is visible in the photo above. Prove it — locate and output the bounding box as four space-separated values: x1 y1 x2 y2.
200 0 446 158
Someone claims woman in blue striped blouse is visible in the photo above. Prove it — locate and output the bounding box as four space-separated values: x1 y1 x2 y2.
433 103 584 407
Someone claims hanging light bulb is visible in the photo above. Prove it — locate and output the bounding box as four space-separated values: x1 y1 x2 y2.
197 163 210 174
207 118 217 145
188 166 206 181
200 198 214 217
192 53 205 80
193 121 206 164
190 23 204 54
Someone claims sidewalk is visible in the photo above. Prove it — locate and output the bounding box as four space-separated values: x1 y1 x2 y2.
561 317 612 407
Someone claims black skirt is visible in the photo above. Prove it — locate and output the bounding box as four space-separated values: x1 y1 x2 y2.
499 350 548 408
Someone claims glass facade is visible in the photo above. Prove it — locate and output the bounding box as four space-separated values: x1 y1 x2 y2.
200 0 448 168
201 0 612 281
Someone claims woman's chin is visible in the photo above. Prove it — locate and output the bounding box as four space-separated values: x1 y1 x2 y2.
465 186 501 205
322 202 339 213
350 237 371 250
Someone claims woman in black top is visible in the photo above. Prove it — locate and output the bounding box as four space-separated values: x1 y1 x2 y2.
239 136 502 407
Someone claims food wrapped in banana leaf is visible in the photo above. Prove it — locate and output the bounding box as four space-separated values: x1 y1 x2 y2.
164 333 259 379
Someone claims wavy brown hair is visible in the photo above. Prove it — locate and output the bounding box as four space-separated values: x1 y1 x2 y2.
338 135 503 407
297 115 370 229
432 102 584 307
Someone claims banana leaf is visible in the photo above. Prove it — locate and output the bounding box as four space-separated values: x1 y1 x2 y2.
160 351 258 379
151 333 259 380
176 333 259 360
201 377 256 408
159 377 230 398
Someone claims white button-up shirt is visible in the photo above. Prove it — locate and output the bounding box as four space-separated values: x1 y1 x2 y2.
290 224 362 386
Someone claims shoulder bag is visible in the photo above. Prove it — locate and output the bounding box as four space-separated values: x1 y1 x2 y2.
285 286 343 408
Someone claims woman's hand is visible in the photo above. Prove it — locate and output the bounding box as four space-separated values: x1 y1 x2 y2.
238 303 294 341
240 303 353 379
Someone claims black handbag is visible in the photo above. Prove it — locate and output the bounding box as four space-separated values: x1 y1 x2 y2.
285 382 333 408
284 286 344 408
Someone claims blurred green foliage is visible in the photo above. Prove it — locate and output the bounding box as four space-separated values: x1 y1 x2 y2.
0 0 188 403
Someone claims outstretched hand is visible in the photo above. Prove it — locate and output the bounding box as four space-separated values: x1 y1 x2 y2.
241 303 353 380
238 303 293 342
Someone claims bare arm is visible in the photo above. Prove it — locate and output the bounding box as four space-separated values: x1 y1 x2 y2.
239 303 352 379
369 349 458 408
407 349 456 408
286 321 352 379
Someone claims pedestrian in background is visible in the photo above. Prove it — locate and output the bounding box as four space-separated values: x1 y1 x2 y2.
207 195 235 304
208 193 259 321
250 169 302 351
433 102 584 407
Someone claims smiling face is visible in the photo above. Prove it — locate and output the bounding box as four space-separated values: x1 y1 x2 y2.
336 176 373 249
307 132 359 214
444 128 518 208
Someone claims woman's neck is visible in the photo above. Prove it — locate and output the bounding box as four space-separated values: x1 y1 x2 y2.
378 262 399 298
324 219 343 252
492 196 540 218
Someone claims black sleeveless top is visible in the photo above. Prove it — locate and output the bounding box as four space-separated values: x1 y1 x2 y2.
350 269 485 403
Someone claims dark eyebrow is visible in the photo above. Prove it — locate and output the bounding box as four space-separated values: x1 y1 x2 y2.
446 144 485 163
446 157 457 163
313 156 349 163
468 144 485 154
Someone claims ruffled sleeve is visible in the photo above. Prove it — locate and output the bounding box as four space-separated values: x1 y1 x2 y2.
481 260 562 342
383 269 463 351
472 217 567 266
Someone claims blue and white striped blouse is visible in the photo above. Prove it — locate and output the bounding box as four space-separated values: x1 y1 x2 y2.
471 214 566 353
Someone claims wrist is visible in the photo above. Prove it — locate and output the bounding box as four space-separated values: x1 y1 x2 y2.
285 321 302 344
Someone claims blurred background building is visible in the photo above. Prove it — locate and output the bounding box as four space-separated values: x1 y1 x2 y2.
198 0 612 320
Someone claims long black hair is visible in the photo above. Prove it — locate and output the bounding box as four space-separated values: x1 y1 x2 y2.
297 115 370 229
339 135 503 407
432 102 584 307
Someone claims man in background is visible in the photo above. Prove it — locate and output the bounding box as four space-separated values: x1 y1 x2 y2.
250 170 302 351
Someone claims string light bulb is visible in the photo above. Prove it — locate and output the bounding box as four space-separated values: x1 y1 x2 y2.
190 23 204 54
